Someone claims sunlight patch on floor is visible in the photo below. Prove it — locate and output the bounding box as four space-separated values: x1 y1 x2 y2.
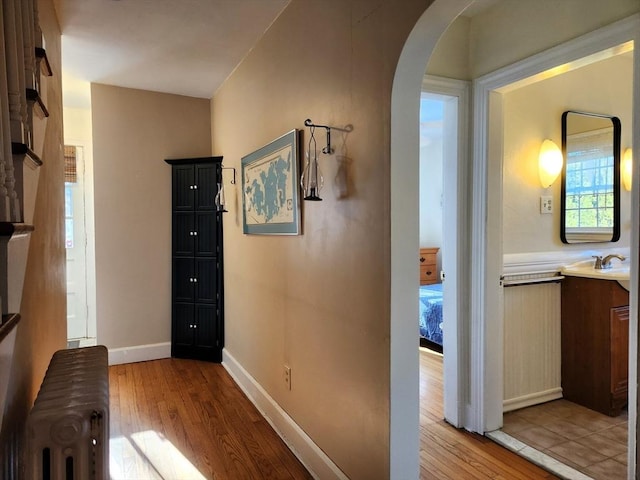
110 430 206 480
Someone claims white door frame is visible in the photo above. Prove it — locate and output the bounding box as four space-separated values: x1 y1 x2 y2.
421 75 470 427
472 12 640 472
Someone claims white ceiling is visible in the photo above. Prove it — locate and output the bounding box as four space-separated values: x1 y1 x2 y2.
54 0 290 107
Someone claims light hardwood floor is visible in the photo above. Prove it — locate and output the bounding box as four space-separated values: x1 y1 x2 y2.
109 358 312 479
419 349 558 479
109 353 558 479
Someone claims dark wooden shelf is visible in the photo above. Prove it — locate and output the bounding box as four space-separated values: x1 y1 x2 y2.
12 142 42 168
0 313 21 344
26 88 49 118
0 222 35 238
35 47 52 76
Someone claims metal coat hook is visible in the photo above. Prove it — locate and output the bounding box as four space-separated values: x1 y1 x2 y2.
304 118 356 155
221 165 236 184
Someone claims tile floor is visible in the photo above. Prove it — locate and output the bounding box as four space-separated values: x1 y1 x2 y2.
502 399 628 480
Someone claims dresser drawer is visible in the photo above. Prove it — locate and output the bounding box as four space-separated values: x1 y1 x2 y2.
419 247 439 285
420 264 438 285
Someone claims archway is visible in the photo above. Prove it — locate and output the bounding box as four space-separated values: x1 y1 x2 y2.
390 1 474 477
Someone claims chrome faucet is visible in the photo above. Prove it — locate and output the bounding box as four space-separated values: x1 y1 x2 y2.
593 254 626 269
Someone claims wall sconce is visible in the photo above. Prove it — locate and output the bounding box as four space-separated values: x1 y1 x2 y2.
622 148 633 191
538 139 563 188
215 166 236 212
301 119 354 202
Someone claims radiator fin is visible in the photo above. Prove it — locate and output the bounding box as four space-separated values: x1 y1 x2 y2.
27 345 109 480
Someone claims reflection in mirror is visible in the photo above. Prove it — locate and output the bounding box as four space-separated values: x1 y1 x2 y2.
560 111 621 244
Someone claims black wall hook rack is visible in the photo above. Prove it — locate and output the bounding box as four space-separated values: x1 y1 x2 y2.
221 165 236 184
304 119 354 155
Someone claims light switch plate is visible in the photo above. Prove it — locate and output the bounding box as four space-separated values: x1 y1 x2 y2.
540 195 553 214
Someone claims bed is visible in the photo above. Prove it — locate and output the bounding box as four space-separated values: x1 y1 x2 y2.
419 283 443 353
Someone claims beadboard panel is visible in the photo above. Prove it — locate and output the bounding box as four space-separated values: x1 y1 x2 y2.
503 281 562 411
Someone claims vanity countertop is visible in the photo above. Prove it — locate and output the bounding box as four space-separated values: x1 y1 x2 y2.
561 259 629 291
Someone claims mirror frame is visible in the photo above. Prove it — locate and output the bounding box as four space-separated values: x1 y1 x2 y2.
560 110 621 244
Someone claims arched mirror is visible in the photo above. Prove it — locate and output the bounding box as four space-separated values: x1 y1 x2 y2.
560 110 621 244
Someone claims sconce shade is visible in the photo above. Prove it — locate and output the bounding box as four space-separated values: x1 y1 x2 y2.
538 139 563 188
214 182 228 212
622 148 633 191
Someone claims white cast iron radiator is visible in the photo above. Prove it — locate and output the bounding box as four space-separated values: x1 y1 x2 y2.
26 345 109 480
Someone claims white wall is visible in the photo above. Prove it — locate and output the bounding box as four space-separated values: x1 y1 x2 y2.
502 53 633 255
419 96 444 257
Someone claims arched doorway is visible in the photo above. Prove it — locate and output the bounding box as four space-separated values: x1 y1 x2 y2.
390 1 474 477
391 1 640 478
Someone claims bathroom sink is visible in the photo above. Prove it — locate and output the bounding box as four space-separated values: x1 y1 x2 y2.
561 259 630 291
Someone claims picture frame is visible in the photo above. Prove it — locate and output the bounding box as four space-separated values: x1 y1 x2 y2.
241 129 301 235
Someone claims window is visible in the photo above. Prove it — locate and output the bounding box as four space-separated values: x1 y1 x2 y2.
564 127 615 232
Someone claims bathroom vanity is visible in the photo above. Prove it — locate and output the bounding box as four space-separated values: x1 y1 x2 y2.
561 275 628 416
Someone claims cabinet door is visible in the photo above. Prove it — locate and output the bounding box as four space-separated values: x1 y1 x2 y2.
173 212 195 256
172 303 195 348
194 257 218 304
610 306 629 398
173 257 195 302
195 212 217 256
195 304 218 350
173 164 195 210
195 163 218 210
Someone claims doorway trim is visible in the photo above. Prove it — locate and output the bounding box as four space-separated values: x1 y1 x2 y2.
421 74 470 428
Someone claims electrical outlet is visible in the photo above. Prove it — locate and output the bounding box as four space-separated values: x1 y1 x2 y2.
540 195 553 214
284 365 291 390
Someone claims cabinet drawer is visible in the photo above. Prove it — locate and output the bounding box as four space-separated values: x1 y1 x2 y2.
420 264 437 285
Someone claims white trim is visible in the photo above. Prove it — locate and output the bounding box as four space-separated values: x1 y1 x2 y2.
222 349 348 480
391 1 474 476
107 342 171 366
472 13 640 440
503 388 563 413
503 247 630 276
422 74 470 428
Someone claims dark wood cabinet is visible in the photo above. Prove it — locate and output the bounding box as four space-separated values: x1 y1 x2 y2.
165 157 224 362
561 275 628 416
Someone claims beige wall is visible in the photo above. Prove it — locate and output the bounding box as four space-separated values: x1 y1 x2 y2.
503 54 633 254
212 1 429 478
468 0 640 78
0 0 66 474
426 15 470 80
91 85 211 348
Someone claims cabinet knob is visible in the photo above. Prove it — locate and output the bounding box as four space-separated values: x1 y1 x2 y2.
189 185 194 190
193 184 198 190
420 257 425 263
193 277 198 283
426 271 432 275
193 231 198 236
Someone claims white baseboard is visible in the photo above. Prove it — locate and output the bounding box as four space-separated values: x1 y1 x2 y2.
222 349 348 480
108 342 171 366
503 387 563 413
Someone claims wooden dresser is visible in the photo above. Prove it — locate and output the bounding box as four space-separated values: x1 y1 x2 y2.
419 247 439 285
